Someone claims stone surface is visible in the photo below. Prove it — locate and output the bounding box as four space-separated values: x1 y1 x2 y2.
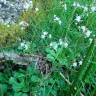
0 0 32 24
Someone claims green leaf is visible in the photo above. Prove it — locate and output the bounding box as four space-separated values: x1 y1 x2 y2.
31 75 40 83
58 58 68 66
46 48 56 57
47 54 55 62
14 92 28 96
0 84 7 94
9 77 17 84
14 72 25 82
0 73 5 82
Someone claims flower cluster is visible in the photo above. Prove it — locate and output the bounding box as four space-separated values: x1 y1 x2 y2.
73 1 96 13
91 6 96 12
71 2 95 39
72 60 83 67
18 40 30 50
79 26 92 38
35 7 39 12
62 4 67 11
53 15 62 25
60 1 67 11
19 21 29 30
75 15 82 23
41 31 52 39
73 2 81 8
49 38 69 51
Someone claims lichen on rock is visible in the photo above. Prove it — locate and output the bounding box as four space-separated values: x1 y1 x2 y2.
0 0 33 24
0 0 33 47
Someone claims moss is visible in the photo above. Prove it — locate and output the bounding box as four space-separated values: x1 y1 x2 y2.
0 24 24 47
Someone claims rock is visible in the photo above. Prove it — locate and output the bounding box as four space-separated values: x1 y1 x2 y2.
0 0 32 24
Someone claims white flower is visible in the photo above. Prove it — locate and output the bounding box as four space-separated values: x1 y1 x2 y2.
41 31 52 39
73 2 80 7
49 34 52 38
89 38 93 43
91 6 96 12
54 15 60 21
93 34 95 37
58 20 62 25
41 31 48 39
76 3 81 7
7 24 10 27
19 21 29 30
75 15 81 22
81 26 86 32
50 43 53 47
59 39 68 48
35 7 39 12
83 6 88 12
80 26 92 37
72 62 77 67
19 21 29 26
85 30 91 37
53 44 58 50
62 4 67 11
43 31 48 36
79 60 83 66
41 34 46 39
19 41 29 50
59 39 63 45
24 44 29 50
20 42 25 47
50 42 58 51
63 42 68 48
73 2 77 7
81 5 88 12
54 15 62 25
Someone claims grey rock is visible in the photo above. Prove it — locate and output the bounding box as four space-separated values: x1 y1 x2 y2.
0 0 32 24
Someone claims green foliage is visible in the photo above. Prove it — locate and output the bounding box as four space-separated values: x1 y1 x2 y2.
69 38 96 95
